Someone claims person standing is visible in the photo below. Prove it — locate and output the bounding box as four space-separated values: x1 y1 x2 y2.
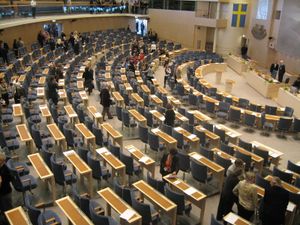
164 103 175 127
278 60 286 82
0 153 13 222
164 64 171 88
226 158 244 177
260 177 289 225
47 76 59 105
0 41 9 65
31 0 36 18
270 61 279 79
0 78 9 106
217 168 243 222
160 149 179 177
83 64 94 95
100 84 113 121
233 172 257 221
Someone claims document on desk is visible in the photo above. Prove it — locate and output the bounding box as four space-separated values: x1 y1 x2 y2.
192 154 203 160
188 134 197 139
97 147 108 154
63 150 76 156
120 209 135 221
95 112 102 117
127 147 136 153
184 187 197 196
287 202 296 212
225 213 238 224
139 156 149 164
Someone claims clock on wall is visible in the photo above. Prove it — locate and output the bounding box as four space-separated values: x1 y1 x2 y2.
251 24 267 40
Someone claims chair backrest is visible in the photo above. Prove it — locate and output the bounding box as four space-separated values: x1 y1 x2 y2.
199 146 214 161
172 130 184 149
220 143 234 155
165 185 185 214
25 194 41 225
214 127 226 143
289 192 300 209
77 147 88 163
194 128 206 146
218 101 230 112
253 147 269 166
228 108 241 122
122 109 131 127
190 160 208 183
147 173 165 194
148 132 159 151
265 105 277 115
203 122 214 132
206 101 216 114
287 160 300 175
284 107 294 117
238 98 249 109
244 113 256 127
72 187 91 218
161 123 173 135
235 151 251 171
238 139 252 152
120 152 134 175
108 144 120 159
293 118 300 132
272 167 293 183
177 152 190 173
116 106 123 121
214 153 231 174
92 124 104 147
185 111 194 125
255 174 271 190
87 151 103 179
40 146 54 169
50 155 66 185
89 201 111 225
295 177 300 188
278 117 293 131
132 197 152 225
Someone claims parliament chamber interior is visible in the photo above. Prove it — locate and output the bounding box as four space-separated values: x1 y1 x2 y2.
1 0 300 224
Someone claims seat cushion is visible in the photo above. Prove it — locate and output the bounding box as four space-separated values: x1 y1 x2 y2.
64 170 77 185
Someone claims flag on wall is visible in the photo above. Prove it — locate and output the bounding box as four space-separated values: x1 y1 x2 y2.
231 3 248 27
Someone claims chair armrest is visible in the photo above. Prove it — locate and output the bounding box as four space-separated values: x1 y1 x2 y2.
80 193 89 198
21 178 31 185
65 172 72 177
45 217 56 223
35 202 45 208
95 207 105 215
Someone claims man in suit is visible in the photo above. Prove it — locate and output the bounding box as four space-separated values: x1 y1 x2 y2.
260 176 289 225
270 61 279 79
277 60 286 82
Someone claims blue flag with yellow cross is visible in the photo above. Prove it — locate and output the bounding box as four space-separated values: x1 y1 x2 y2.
231 3 248 27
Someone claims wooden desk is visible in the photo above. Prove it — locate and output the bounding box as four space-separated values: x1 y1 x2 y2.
87 106 103 125
131 93 144 107
174 111 189 123
167 96 181 108
150 95 163 106
121 75 128 83
56 196 93 225
141 84 150 94
157 86 168 95
151 78 159 86
163 175 206 225
47 123 67 152
98 188 142 225
5 206 31 225
77 80 84 90
101 123 123 149
12 104 24 123
63 150 93 196
64 105 78 124
124 83 133 93
28 153 56 202
58 89 67 104
151 128 177 150
223 212 251 225
36 87 45 102
58 79 65 88
212 148 236 163
133 180 177 225
105 72 111 81
125 145 155 177
112 91 124 106
149 110 165 123
194 125 220 148
231 144 264 174
136 76 143 84
75 123 96 154
251 141 283 166
128 109 147 127
79 91 89 107
189 152 225 192
265 175 300 193
16 124 34 154
38 76 46 86
96 147 126 185
39 105 52 124
173 127 199 151
188 110 212 123
214 124 242 144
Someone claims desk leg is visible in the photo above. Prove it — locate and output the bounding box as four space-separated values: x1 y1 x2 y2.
106 203 111 216
256 161 263 174
170 208 177 225
199 199 206 225
216 171 224 193
28 140 34 154
50 176 57 203
120 167 126 186
88 172 93 197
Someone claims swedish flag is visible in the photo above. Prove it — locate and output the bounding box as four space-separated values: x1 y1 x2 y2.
231 3 247 27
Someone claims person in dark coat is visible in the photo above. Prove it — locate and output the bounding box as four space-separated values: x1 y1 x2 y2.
83 64 94 95
160 148 179 177
47 76 59 105
277 60 286 82
164 103 175 127
216 168 243 223
100 84 113 121
260 176 289 225
270 61 279 79
0 153 13 224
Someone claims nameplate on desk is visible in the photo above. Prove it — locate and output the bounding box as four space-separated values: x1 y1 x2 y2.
120 209 135 221
97 147 108 154
64 150 76 156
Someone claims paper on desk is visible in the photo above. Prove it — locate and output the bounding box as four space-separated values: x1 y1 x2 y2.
188 134 197 139
127 147 136 153
97 147 108 154
174 127 181 132
225 213 238 224
120 209 135 221
184 187 197 195
139 156 149 163
149 110 156 114
173 180 181 185
192 154 203 160
95 112 102 117
287 202 296 212
285 169 293 174
104 152 111 156
160 116 166 121
152 128 160 133
269 152 280 158
63 150 76 156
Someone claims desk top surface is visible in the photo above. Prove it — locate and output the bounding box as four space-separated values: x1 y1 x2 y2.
16 124 32 142
28 153 53 179
5 206 30 225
